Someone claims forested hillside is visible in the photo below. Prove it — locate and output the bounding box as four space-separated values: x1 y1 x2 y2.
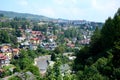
74 8 120 80
0 10 52 21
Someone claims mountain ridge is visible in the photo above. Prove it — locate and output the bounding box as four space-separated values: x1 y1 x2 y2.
0 10 103 24
0 10 53 21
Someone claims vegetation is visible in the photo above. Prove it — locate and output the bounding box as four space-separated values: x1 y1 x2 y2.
0 10 52 21
10 49 41 79
0 7 120 80
74 8 120 80
8 76 22 80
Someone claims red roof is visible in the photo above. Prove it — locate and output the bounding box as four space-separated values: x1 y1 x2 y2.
13 48 19 52
31 31 42 35
67 43 75 48
1 45 10 49
30 38 39 41
0 53 7 60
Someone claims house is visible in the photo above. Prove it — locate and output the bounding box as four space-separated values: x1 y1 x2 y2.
48 35 57 41
72 37 77 43
68 56 76 60
29 44 38 50
0 45 13 59
17 37 25 43
3 51 13 60
0 53 9 67
25 29 32 33
20 41 30 49
35 55 51 76
48 42 57 50
66 43 75 48
79 38 90 45
0 45 11 53
40 42 57 50
64 38 70 43
31 31 42 37
12 48 20 57
30 38 40 45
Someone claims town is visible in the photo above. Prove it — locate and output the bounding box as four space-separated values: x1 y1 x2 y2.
0 12 103 80
0 0 120 79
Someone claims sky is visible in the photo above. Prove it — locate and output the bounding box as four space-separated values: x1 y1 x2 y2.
0 0 120 22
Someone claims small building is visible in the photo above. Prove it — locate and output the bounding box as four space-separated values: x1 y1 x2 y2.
0 45 13 59
12 48 20 57
17 37 25 43
40 42 57 50
66 43 75 48
20 41 30 49
31 31 42 37
30 38 40 45
0 53 9 67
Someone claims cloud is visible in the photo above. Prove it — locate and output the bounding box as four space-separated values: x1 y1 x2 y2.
91 0 120 13
17 0 120 22
52 0 77 5
89 0 120 21
62 7 85 19
18 0 28 6
53 0 65 5
71 0 77 4
36 8 56 18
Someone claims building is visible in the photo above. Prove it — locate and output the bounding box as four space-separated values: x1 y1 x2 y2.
0 53 9 67
30 38 40 45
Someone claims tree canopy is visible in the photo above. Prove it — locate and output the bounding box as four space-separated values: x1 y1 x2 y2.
74 8 120 80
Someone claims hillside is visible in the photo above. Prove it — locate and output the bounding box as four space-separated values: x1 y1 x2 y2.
0 10 103 28
74 8 120 80
0 10 53 21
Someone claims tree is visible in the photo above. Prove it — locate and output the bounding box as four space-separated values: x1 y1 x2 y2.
89 27 102 54
54 46 65 54
0 30 10 43
25 65 40 77
16 29 22 37
112 40 120 68
51 52 56 61
8 76 22 80
46 66 56 80
63 73 74 80
101 17 115 50
19 58 31 70
74 8 120 80
46 60 62 80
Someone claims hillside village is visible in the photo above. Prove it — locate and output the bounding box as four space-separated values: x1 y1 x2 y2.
0 13 103 79
0 0 120 79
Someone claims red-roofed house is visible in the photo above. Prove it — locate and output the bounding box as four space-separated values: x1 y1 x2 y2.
31 31 42 37
0 45 13 60
67 43 75 48
30 38 40 45
12 48 20 57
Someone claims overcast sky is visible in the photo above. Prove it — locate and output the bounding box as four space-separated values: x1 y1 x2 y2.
0 0 120 22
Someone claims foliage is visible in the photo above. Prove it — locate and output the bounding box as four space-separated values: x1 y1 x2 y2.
25 65 40 76
51 52 56 61
11 49 36 70
0 64 16 78
0 30 10 43
10 49 41 79
8 76 22 80
74 8 120 80
54 46 65 54
46 60 62 80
